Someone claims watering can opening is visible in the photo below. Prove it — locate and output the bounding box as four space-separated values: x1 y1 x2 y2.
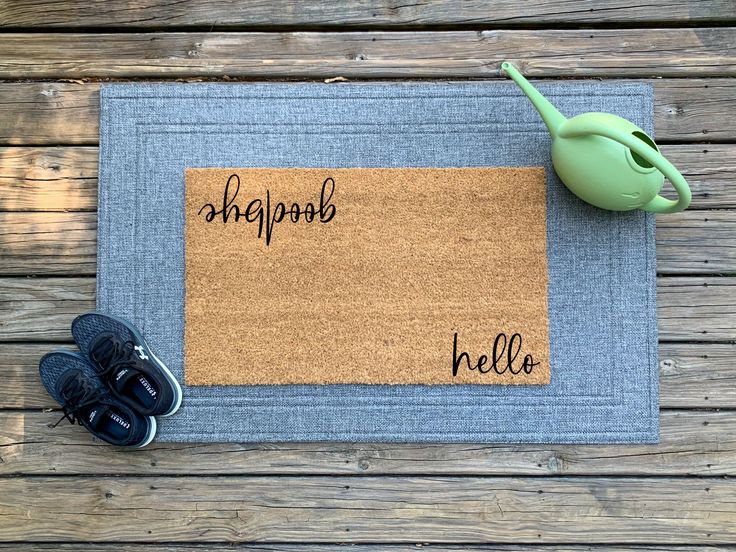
629 131 658 170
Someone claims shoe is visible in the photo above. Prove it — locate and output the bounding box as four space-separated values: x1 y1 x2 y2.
71 312 182 417
39 351 156 448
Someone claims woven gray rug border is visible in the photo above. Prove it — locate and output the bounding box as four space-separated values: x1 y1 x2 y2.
98 81 658 443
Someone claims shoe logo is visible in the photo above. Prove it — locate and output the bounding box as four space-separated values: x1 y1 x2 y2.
116 369 128 381
134 345 149 360
139 376 157 398
108 412 131 430
89 411 97 423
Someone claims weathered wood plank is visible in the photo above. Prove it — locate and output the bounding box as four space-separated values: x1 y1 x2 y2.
1 410 733 476
1 0 733 28
0 213 97 275
1 80 734 145
657 277 736 341
656 211 736 274
655 79 736 142
2 145 733 211
2 547 734 552
0 278 94 342
2 342 732 410
0 344 73 409
0 277 732 342
658 145 736 208
1 29 735 79
0 475 731 542
0 147 98 211
1 210 734 275
659 342 736 407
0 83 99 145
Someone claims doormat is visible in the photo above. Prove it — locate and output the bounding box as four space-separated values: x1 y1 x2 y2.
97 80 658 443
184 168 549 386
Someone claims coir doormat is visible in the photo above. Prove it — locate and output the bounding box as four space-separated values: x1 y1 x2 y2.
98 81 658 443
185 168 549 386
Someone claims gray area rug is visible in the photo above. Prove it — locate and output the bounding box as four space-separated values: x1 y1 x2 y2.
98 81 658 443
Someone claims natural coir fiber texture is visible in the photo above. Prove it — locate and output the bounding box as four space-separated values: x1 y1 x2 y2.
184 168 549 386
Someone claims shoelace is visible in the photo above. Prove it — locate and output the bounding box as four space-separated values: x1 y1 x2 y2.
52 373 105 428
94 338 140 381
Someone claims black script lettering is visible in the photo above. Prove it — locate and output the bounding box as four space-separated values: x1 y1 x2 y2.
320 178 336 223
198 173 243 223
452 333 472 377
198 174 337 245
289 202 301 223
304 202 316 222
452 332 540 377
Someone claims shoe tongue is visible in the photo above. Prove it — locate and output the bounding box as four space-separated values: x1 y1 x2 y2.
84 405 110 430
112 367 143 394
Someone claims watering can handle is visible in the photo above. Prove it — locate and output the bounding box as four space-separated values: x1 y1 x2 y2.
558 119 692 214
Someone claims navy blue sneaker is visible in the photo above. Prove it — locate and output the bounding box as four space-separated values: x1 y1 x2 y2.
39 351 156 448
71 312 182 417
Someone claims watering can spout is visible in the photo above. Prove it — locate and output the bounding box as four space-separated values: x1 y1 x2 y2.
500 61 691 214
501 62 566 136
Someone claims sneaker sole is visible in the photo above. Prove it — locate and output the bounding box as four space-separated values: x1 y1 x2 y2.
145 345 183 417
74 312 183 417
135 416 157 448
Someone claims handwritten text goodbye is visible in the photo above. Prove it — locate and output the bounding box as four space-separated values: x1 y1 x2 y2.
197 173 336 245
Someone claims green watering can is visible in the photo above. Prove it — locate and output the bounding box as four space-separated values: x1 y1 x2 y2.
501 62 691 213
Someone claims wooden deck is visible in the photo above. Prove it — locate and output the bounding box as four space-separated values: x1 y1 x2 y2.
0 1 735 548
